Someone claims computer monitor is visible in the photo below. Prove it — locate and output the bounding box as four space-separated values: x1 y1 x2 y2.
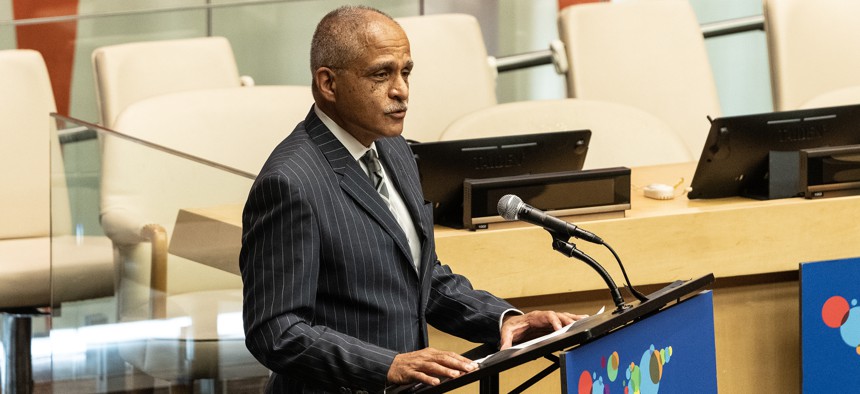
688 103 860 199
409 130 591 227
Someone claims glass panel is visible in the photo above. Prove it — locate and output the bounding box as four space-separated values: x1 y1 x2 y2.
497 0 567 103
49 115 261 392
2 0 777 121
70 8 210 122
212 0 421 87
0 2 13 48
3 0 423 122
2 0 216 23
690 0 772 116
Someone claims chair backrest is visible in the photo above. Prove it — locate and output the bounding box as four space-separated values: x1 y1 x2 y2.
109 86 312 175
799 85 860 110
1 49 113 310
102 86 312 302
764 0 860 111
439 99 693 169
558 0 721 156
92 36 244 128
396 13 498 142
0 49 55 239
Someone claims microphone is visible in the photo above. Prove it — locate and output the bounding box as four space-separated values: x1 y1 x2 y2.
497 194 603 245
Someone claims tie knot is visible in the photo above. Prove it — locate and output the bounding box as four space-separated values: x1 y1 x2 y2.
361 149 382 174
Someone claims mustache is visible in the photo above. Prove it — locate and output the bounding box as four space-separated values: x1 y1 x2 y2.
385 103 408 113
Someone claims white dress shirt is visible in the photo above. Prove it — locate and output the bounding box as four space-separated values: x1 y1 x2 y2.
314 106 423 270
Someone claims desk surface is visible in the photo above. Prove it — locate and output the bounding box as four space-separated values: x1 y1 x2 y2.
170 161 860 298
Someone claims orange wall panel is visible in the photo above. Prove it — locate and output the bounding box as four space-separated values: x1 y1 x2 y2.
13 0 79 116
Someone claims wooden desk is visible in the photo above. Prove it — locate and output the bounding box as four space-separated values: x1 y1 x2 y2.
170 205 244 276
434 161 860 298
169 162 860 393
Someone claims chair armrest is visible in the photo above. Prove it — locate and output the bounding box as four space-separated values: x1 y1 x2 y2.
100 208 146 245
140 223 167 319
101 209 168 318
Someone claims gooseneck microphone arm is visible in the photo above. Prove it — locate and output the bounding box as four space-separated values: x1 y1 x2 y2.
548 231 630 313
497 194 647 312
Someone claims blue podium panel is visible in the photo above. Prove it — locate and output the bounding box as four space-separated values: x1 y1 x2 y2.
800 256 860 392
561 291 717 394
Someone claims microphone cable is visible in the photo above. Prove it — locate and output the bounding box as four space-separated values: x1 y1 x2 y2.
602 241 649 302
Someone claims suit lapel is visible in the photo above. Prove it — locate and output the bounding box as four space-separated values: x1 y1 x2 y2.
304 112 414 268
377 139 430 243
377 138 436 283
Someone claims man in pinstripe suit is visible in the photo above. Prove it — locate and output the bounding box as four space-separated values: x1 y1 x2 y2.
240 6 584 393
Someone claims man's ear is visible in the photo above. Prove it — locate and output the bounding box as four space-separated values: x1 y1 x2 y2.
314 67 337 103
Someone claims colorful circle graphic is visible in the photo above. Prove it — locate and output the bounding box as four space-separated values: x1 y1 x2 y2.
607 351 620 382
627 362 641 393
839 304 860 347
823 295 850 328
578 370 592 394
649 349 663 383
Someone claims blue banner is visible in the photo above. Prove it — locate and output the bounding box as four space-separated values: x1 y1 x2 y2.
562 291 717 394
801 256 860 392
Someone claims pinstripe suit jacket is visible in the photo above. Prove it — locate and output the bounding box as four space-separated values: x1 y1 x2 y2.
240 108 514 393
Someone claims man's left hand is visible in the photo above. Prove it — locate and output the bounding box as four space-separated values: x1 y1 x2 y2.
500 310 588 350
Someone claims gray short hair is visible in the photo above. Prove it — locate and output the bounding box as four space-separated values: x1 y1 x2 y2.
310 5 398 73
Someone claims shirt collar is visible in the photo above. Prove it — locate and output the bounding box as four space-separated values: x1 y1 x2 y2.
314 104 377 161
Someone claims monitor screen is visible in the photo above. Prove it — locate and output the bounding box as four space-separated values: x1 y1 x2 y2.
689 103 860 199
409 130 591 227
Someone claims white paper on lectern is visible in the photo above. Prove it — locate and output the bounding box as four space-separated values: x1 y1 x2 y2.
474 306 605 365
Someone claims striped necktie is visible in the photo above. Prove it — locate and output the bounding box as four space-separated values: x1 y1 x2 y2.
360 148 389 199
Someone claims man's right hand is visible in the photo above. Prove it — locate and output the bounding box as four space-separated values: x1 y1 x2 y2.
387 347 478 386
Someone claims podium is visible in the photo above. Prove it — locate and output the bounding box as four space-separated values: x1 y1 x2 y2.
389 274 715 394
561 288 717 393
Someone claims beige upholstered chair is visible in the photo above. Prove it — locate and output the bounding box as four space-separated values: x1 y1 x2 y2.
110 86 312 174
0 49 113 310
764 0 860 111
396 13 498 142
558 0 721 157
101 86 311 386
92 36 251 128
440 99 693 169
799 86 860 110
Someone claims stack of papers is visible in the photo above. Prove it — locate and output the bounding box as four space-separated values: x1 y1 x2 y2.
475 306 605 365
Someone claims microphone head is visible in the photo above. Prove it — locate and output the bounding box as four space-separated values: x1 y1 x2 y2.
497 194 522 221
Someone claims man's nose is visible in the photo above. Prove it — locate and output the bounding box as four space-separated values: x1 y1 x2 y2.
390 74 408 100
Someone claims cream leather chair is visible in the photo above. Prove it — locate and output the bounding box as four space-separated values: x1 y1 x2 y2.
92 36 251 128
558 0 721 157
764 0 860 111
0 49 113 310
1 49 114 393
800 86 860 110
0 49 55 309
440 99 693 169
396 13 498 142
102 85 311 387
